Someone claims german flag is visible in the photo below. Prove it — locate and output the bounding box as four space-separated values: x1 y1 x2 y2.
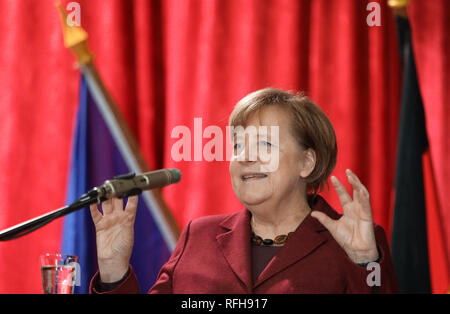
390 12 449 294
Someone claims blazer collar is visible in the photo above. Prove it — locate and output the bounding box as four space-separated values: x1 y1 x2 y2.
254 196 333 288
216 195 339 292
216 209 253 293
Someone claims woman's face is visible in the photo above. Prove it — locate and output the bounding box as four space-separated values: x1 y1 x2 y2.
229 106 314 209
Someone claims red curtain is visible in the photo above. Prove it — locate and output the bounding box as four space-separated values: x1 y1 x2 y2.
0 0 446 293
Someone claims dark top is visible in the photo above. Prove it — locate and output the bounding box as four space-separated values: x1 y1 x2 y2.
251 244 282 284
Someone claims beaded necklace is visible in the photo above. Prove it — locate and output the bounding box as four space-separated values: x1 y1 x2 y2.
250 231 295 246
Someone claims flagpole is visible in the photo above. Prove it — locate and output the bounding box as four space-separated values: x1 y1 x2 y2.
55 2 180 250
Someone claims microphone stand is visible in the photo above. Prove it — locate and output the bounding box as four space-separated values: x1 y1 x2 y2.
0 189 106 242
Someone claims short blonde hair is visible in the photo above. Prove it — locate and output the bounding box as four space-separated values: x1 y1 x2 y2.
229 87 337 196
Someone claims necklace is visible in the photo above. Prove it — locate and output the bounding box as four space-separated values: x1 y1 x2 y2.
251 231 295 246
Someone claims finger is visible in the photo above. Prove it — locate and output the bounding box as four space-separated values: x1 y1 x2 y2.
125 195 139 222
345 169 368 197
112 197 123 212
89 203 102 225
346 169 370 207
102 199 113 215
345 169 361 202
346 170 373 221
357 186 373 220
311 211 338 234
330 175 352 208
125 195 138 214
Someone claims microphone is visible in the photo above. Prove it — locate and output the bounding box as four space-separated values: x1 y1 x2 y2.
0 168 181 241
92 168 182 200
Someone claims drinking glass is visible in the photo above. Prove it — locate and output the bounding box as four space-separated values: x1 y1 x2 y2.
40 253 78 294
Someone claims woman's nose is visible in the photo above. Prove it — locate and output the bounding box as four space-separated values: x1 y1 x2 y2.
237 141 259 163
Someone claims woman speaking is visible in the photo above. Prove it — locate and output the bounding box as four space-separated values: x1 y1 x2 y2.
89 88 398 293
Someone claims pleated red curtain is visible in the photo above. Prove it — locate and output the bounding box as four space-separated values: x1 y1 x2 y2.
0 0 79 294
0 0 446 293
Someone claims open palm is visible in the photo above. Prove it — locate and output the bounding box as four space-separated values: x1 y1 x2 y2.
90 196 138 282
311 169 379 264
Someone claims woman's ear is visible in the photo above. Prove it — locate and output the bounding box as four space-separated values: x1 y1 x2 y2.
300 148 316 178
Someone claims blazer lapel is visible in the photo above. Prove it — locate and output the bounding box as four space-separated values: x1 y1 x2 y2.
216 209 253 293
215 195 340 292
253 196 337 289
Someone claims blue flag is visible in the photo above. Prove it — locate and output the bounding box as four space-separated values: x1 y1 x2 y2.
61 75 174 293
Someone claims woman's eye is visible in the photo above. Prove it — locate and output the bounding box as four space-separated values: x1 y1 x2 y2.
260 141 272 147
234 143 243 150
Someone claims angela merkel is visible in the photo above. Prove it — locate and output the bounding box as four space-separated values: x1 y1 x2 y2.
88 88 398 294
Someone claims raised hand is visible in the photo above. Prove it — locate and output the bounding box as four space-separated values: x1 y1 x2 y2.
90 196 139 282
311 169 379 264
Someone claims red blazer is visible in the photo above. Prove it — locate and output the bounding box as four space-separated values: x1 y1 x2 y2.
90 196 398 294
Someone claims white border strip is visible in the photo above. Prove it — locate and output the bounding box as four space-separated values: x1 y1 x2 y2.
81 66 176 251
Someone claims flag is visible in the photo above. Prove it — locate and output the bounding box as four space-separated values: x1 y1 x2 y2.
61 74 177 293
391 15 449 294
390 15 431 293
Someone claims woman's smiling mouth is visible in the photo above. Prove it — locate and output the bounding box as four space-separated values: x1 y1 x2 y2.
241 173 268 181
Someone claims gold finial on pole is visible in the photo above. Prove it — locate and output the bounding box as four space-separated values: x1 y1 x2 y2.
55 1 93 65
388 0 409 18
387 0 410 8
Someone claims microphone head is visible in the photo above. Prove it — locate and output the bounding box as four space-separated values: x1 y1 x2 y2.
167 168 182 184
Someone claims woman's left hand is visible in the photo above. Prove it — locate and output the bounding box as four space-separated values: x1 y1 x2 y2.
311 169 379 264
